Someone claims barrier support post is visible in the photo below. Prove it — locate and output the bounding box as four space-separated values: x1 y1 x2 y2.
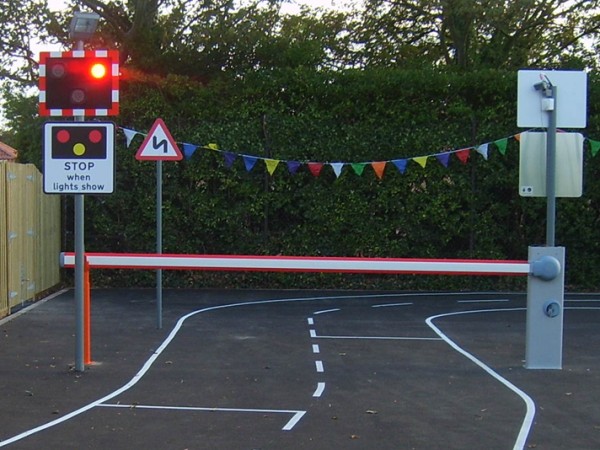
525 246 565 369
84 255 92 365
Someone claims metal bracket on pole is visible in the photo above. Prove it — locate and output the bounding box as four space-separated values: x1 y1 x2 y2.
525 246 565 369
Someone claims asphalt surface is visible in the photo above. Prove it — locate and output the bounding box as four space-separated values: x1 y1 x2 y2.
1 288 600 449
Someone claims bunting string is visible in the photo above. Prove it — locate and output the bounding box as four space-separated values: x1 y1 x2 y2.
118 125 600 179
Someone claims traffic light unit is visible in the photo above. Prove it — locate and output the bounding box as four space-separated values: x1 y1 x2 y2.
39 50 119 117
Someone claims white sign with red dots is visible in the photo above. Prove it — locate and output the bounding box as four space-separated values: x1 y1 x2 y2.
43 122 116 194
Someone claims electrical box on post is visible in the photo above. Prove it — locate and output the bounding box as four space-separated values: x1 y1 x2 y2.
39 50 119 117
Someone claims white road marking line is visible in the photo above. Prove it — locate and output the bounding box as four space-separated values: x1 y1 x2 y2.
313 308 340 315
565 307 600 310
315 335 442 341
307 317 314 325
312 344 320 354
312 382 326 397
309 329 317 338
425 308 534 450
457 299 510 304
98 403 306 431
315 360 324 372
371 302 413 308
565 299 600 303
283 410 307 430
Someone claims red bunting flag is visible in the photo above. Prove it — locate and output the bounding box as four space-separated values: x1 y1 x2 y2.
455 148 470 164
307 162 324 177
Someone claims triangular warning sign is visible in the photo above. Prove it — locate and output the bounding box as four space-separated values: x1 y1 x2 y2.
135 118 183 161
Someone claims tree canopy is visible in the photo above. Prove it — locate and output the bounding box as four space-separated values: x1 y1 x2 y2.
1 0 600 290
1 0 599 91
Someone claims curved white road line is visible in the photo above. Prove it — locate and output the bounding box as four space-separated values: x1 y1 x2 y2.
0 293 408 447
425 308 535 450
1 293 542 448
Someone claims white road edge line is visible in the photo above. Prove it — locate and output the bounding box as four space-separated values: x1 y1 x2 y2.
425 308 535 450
371 302 413 308
0 289 69 326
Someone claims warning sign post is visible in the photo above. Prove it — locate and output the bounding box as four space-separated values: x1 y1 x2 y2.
43 121 115 194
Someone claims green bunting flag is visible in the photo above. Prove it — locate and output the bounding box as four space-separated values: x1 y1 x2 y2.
589 139 600 157
494 138 508 155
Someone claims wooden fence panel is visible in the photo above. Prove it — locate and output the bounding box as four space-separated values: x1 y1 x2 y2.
38 170 61 293
5 163 24 308
1 162 60 317
0 163 7 318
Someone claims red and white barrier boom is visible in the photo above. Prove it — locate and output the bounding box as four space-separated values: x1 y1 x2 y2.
60 252 529 276
61 250 565 371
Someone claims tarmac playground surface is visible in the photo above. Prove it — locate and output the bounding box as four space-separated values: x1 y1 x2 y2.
1 288 600 449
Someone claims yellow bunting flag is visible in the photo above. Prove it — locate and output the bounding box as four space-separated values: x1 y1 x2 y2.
207 143 219 150
413 156 428 168
265 158 280 175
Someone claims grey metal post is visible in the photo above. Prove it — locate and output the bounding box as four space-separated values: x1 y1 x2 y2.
546 85 557 246
73 40 85 372
526 246 565 369
156 160 163 329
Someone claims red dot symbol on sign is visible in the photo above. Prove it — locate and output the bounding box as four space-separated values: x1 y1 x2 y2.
56 129 70 143
89 129 102 143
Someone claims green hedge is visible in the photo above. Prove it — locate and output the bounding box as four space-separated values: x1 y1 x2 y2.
73 68 600 290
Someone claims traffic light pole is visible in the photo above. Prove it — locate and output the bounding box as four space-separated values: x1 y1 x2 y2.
73 40 85 372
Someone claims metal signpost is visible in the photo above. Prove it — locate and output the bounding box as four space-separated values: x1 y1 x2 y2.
517 70 587 369
135 118 183 329
39 11 119 372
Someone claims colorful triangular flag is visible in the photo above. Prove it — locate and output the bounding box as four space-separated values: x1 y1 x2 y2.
589 139 600 157
413 156 428 168
287 161 301 174
182 143 198 159
455 148 470 164
223 151 236 168
476 143 489 160
371 161 386 179
494 138 508 155
435 153 450 167
330 162 344 178
392 159 407 174
265 158 280 175
307 162 324 177
243 155 258 172
351 163 367 176
122 128 138 148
